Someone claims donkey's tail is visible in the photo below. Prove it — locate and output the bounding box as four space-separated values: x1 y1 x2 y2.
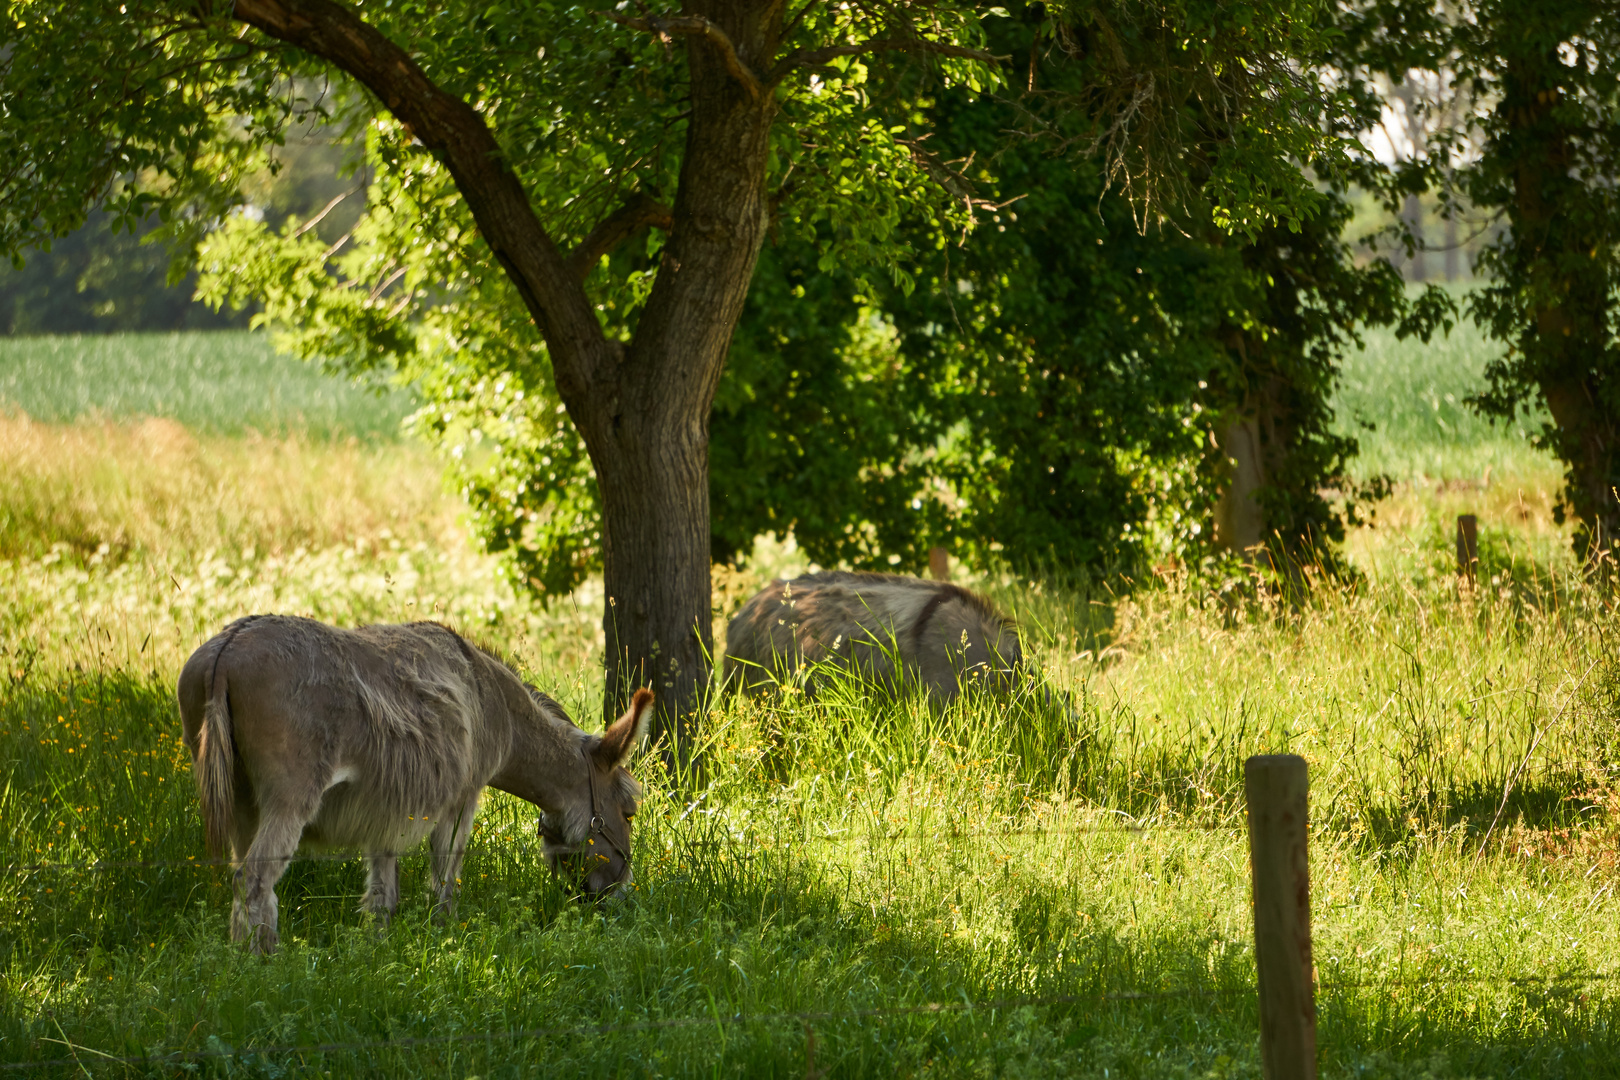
197 653 236 860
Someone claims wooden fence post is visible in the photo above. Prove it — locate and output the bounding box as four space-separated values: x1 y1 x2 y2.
1456 514 1479 581
1245 754 1316 1080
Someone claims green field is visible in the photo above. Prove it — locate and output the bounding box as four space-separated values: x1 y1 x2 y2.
1332 310 1553 484
0 332 415 440
3 330 1619 1077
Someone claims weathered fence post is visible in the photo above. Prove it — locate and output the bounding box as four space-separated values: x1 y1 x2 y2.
1456 514 1479 581
928 546 950 582
1245 754 1316 1080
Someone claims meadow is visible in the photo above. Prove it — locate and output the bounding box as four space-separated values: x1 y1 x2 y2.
3 326 1620 1077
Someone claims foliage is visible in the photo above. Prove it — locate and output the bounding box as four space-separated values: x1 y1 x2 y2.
171 0 992 600
765 6 1432 574
0 120 358 336
710 239 927 567
1209 205 1410 559
1 0 1436 606
1462 0 1620 554
1031 0 1372 235
0 212 245 335
869 114 1232 571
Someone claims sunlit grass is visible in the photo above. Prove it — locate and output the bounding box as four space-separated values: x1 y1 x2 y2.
1333 311 1556 485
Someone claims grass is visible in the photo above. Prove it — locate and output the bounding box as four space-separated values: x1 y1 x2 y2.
0 332 415 439
1332 301 1555 486
4 331 1620 1077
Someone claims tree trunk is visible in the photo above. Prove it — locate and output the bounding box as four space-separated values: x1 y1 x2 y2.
1404 193 1426 282
1214 417 1267 553
564 0 781 747
593 425 716 760
1444 214 1459 282
229 0 783 752
1543 382 1620 557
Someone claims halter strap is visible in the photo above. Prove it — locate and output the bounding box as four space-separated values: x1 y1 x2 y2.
581 744 633 866
536 745 633 870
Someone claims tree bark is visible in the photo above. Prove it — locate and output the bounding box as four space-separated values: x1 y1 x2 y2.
1214 417 1266 553
559 0 780 748
230 0 784 749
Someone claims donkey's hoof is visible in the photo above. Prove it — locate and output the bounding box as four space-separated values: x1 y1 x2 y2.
248 925 279 956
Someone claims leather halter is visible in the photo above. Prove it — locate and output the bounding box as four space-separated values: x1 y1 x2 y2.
582 745 633 866
539 745 632 875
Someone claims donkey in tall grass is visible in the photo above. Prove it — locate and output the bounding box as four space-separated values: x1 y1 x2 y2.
724 572 1026 706
178 615 653 954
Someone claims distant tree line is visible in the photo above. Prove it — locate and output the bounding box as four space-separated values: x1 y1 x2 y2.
0 212 246 335
0 123 359 336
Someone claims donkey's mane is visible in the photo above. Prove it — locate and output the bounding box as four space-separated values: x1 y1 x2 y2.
406 621 591 743
409 620 524 679
907 582 1014 646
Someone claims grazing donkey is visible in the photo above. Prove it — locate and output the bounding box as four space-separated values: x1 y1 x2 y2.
177 615 652 954
724 572 1025 706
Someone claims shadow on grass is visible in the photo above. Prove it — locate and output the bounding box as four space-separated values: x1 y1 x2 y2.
6 825 1620 1076
5 671 1620 1076
1347 776 1603 853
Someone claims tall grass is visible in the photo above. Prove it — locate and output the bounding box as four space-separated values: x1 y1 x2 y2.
3 332 1620 1076
0 332 414 439
0 415 445 563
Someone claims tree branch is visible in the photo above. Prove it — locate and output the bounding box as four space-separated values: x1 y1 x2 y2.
599 10 763 101
229 0 611 400
568 193 674 279
771 37 1004 83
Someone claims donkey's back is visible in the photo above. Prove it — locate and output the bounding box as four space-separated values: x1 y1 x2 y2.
723 571 1022 704
178 616 508 851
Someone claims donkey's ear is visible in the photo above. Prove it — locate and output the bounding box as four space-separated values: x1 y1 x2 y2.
595 688 654 767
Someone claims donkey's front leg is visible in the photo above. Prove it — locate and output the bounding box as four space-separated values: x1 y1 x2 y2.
428 795 481 924
360 851 399 928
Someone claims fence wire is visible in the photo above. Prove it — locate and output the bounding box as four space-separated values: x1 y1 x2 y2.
8 820 1615 1072
8 972 1620 1073
0 819 1241 877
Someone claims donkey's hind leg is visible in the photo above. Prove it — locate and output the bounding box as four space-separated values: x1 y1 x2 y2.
238 811 303 955
360 852 399 927
428 795 481 924
227 795 260 944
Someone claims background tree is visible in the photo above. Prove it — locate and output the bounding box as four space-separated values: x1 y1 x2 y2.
0 120 355 334
716 3 1434 577
5 0 1005 749
1345 0 1620 560
0 212 247 334
1465 0 1620 558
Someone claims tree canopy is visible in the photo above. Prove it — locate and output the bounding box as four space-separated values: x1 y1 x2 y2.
2 0 1409 740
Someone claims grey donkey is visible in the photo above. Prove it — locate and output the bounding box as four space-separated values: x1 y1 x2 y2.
178 615 653 953
724 572 1025 706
